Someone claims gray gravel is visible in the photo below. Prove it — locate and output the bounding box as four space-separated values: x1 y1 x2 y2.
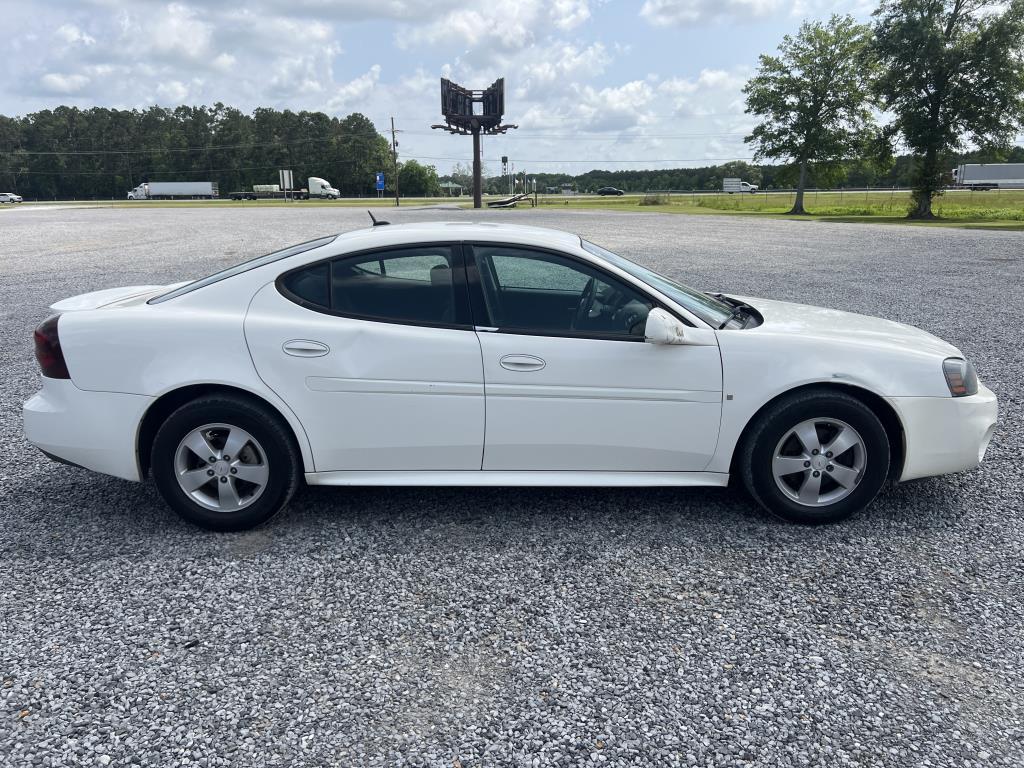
1 205 1022 767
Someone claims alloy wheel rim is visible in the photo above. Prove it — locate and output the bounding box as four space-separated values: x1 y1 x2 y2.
173 423 269 512
772 417 866 507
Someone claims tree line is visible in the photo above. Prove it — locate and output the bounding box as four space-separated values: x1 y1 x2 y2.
0 105 434 199
457 147 1024 197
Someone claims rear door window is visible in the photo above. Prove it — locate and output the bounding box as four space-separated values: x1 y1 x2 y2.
278 245 471 328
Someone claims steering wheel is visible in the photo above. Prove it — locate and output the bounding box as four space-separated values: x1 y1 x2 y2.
572 277 596 330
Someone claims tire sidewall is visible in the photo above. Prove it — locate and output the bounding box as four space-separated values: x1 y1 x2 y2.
151 398 298 531
745 393 890 524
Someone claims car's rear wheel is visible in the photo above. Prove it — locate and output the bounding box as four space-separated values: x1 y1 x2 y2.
740 389 890 524
151 395 300 531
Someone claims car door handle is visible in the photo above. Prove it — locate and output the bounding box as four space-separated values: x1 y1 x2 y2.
283 340 330 357
499 354 546 372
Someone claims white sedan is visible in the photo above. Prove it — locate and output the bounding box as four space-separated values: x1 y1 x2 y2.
0 192 24 203
24 221 997 530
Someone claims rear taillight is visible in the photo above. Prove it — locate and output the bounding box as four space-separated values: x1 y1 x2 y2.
33 314 70 379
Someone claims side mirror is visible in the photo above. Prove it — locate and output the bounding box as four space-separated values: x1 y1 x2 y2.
644 308 686 345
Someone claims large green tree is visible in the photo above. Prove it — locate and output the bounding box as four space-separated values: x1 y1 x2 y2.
870 0 1024 218
397 159 440 197
743 15 877 214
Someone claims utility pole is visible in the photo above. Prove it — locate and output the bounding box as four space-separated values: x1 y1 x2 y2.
390 117 400 207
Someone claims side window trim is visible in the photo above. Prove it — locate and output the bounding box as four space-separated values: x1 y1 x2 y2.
464 242 665 342
275 241 475 330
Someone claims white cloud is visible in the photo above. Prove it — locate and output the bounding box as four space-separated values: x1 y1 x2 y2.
155 80 190 102
641 0 785 25
145 3 213 61
519 43 611 92
397 0 593 50
39 72 90 94
55 24 95 46
327 65 382 112
212 53 236 72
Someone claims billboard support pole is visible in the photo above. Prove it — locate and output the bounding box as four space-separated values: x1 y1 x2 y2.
472 123 482 209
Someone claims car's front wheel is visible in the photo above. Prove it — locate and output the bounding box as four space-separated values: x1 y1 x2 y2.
739 389 890 524
151 394 300 531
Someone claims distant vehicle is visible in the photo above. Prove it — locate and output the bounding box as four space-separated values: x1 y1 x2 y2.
952 163 1024 190
596 187 625 196
24 222 997 531
230 182 311 201
307 177 340 199
0 192 23 203
723 178 758 194
127 182 218 200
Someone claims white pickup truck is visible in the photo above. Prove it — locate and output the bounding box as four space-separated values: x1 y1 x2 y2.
723 178 758 194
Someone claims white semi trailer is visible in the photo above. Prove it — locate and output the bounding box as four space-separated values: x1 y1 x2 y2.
127 181 218 200
952 163 1024 189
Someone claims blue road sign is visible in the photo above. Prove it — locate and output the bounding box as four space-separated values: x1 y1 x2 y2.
375 173 385 191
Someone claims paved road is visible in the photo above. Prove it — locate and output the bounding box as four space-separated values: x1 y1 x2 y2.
1 206 1022 766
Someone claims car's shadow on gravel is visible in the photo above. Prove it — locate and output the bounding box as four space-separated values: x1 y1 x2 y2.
2 464 972 562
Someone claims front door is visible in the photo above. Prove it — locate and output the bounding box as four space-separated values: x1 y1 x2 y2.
245 243 485 472
467 244 722 472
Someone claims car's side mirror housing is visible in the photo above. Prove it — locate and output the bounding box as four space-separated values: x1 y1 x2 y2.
644 308 686 345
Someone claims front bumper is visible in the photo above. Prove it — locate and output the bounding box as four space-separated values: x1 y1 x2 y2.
23 377 152 481
887 384 998 482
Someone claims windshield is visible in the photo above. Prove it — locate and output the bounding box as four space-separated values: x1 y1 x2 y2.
149 235 337 304
580 239 733 327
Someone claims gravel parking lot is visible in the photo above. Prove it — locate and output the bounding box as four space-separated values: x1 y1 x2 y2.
1 205 1022 767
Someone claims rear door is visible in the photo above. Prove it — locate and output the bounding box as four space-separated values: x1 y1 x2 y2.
467 244 723 472
245 243 485 472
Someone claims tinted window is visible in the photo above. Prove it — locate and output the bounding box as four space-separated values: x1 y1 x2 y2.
281 262 328 306
281 245 463 326
472 246 654 338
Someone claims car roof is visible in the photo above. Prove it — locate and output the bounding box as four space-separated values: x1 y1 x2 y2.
334 221 583 250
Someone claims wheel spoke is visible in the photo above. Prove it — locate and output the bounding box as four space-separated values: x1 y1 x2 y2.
824 427 858 459
793 421 821 455
828 463 860 489
218 478 242 510
178 468 212 492
773 455 809 477
221 427 250 460
182 431 218 462
798 471 822 504
231 462 268 487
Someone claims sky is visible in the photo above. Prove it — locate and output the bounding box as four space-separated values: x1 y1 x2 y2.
3 0 878 175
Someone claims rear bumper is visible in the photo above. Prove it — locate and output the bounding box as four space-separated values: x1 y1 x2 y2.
23 378 151 481
888 384 998 482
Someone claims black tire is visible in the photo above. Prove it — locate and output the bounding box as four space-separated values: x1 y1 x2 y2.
739 389 890 524
151 394 300 531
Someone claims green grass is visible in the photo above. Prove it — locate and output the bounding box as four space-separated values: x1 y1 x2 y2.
7 190 1024 230
533 189 1024 230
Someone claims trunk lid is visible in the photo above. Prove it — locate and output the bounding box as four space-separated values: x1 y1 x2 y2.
50 282 190 311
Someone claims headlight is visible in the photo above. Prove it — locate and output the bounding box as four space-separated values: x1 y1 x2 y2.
943 358 978 397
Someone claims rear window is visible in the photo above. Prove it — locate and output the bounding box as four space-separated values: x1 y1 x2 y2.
148 235 337 304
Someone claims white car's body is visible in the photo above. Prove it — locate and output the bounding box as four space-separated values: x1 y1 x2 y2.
24 222 996 526
1 192 23 203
